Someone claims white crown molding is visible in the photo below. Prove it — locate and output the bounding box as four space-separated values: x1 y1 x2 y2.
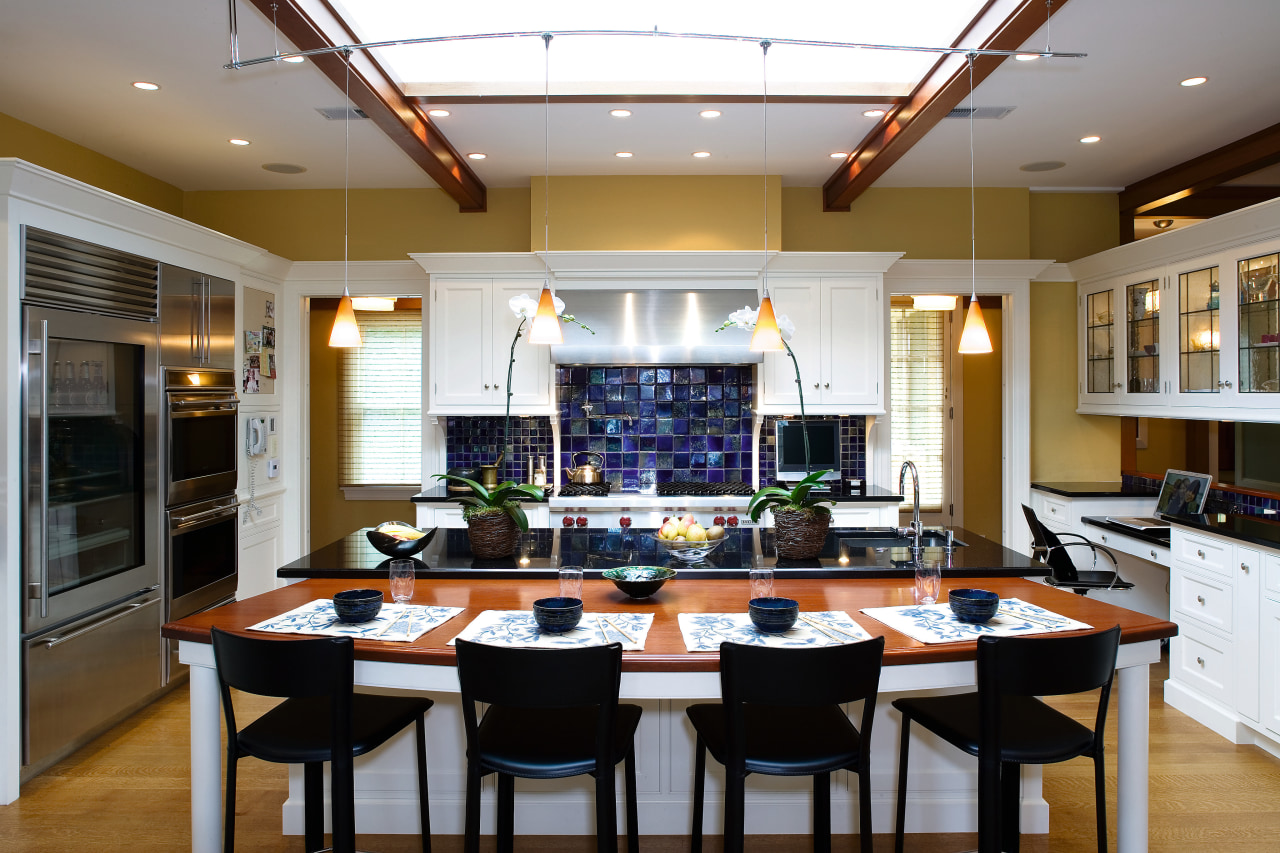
409 250 904 280
1034 262 1074 282
884 258 1053 285
282 260 427 297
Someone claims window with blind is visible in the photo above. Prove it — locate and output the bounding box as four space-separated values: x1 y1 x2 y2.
338 309 422 486
891 307 949 512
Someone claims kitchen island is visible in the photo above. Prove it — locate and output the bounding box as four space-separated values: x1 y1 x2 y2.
165 571 1174 852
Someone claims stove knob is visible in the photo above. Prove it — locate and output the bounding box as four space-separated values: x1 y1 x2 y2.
713 515 726 526
727 515 740 527
562 516 575 527
619 516 632 527
576 516 588 528
662 516 671 524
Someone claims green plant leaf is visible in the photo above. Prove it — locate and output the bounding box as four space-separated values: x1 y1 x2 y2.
433 473 493 505
505 501 530 531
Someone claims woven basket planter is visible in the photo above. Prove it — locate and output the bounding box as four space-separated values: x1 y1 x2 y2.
467 510 521 559
771 508 831 559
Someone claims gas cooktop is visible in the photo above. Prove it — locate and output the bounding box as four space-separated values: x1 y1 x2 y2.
556 481 755 499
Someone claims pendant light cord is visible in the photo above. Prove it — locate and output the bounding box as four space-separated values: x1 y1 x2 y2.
542 32 552 279
968 51 976 305
344 49 351 292
761 39 770 295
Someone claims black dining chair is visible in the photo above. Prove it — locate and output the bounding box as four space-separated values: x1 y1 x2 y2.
1021 504 1134 595
454 638 642 853
685 636 887 853
210 628 434 853
892 625 1122 853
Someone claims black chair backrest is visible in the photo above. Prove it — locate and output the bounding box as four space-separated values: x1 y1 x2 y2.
1021 504 1080 583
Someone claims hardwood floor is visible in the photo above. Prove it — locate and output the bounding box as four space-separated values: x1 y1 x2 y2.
2 655 1278 852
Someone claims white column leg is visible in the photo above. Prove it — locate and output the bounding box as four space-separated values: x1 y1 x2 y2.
189 660 223 853
1116 663 1149 853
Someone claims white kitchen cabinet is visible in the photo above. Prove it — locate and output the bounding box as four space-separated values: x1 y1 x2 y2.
416 503 548 530
239 492 284 599
430 279 553 414
760 277 883 413
1078 268 1166 409
1261 590 1280 740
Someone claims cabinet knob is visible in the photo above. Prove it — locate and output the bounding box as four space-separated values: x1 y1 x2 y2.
1216 380 1233 389
1049 507 1057 514
813 383 819 389
1150 550 1158 558
1196 549 1205 558
1196 595 1205 605
824 382 830 389
619 516 631 528
484 383 491 390
1101 534 1108 543
1113 382 1122 389
1241 562 1249 573
1196 657 1205 667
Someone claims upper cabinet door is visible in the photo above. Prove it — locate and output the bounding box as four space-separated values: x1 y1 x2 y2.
1234 245 1280 407
492 281 552 409
432 279 492 409
760 279 821 407
1080 285 1119 404
821 279 881 408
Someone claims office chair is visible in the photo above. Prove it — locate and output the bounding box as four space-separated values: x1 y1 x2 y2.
1022 504 1134 595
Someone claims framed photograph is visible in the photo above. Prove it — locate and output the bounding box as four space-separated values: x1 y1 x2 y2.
1154 469 1213 515
244 329 262 354
247 354 260 370
264 299 275 321
242 367 260 394
262 326 276 348
267 353 277 379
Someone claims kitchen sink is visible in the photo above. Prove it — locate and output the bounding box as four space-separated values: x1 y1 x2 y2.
838 529 966 549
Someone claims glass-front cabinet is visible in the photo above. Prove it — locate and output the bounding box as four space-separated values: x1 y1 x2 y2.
1085 289 1116 395
1179 265 1221 394
1126 279 1160 395
1238 251 1280 395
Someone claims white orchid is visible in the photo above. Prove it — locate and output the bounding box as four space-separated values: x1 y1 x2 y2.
508 292 566 320
716 305 795 341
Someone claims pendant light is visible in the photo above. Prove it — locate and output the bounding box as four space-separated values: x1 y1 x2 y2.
329 50 361 348
958 52 992 355
528 32 564 347
750 40 785 354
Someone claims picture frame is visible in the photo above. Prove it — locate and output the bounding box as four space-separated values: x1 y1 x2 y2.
1154 469 1212 515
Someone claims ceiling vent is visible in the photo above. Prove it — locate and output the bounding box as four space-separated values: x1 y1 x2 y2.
946 106 1016 120
317 107 369 121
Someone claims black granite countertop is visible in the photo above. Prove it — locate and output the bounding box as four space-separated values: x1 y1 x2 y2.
1161 511 1280 551
1081 516 1171 548
1031 481 1160 498
412 484 903 504
412 485 547 503
279 526 1046 581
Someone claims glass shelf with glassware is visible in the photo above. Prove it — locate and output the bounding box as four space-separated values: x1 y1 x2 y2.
1085 289 1115 393
1126 279 1160 394
1239 252 1280 394
1179 266 1220 393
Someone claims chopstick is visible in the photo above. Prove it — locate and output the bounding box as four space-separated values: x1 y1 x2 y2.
798 614 861 643
374 606 409 638
997 607 1067 629
602 616 638 645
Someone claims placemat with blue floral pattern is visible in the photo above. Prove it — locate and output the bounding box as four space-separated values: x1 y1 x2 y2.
677 611 874 652
247 600 465 643
859 598 1092 644
449 610 654 651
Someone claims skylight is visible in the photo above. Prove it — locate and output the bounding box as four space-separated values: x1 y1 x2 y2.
331 0 991 98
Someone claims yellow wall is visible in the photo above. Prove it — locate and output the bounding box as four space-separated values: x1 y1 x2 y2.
961 306 1004 540
1029 192 1120 263
309 303 418 549
1136 418 1188 473
1 113 184 215
1029 282 1122 480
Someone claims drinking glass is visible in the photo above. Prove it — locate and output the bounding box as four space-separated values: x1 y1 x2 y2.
914 560 942 605
559 566 584 601
389 559 415 604
748 567 774 602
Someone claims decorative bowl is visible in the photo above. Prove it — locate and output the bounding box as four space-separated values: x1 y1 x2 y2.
649 534 725 563
748 597 800 634
332 588 384 624
949 588 1000 624
366 521 435 559
532 597 583 633
603 566 676 599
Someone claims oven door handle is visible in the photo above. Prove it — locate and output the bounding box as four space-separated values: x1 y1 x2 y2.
171 504 239 530
42 592 161 650
169 397 239 410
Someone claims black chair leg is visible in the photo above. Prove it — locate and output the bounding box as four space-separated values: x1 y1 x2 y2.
857 763 873 853
497 773 515 853
895 717 912 853
1093 753 1108 853
303 762 325 853
415 716 431 853
463 763 483 853
977 754 1001 853
624 746 639 853
594 767 618 853
691 738 707 853
223 751 237 853
1000 761 1021 853
813 772 832 853
724 773 746 853
331 753 356 853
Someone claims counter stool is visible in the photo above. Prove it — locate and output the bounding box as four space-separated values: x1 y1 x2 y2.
210 628 433 853
454 639 642 853
686 636 886 853
892 626 1121 853
1022 504 1134 595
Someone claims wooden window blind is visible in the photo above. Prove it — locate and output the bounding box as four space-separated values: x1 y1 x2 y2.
890 307 948 512
338 309 422 486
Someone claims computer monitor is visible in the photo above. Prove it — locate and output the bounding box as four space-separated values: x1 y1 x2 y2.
774 419 841 482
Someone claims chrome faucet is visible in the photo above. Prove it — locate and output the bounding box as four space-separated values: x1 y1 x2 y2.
897 460 923 563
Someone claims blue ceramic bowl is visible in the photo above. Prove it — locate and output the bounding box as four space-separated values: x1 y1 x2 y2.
949 588 1000 624
602 566 677 598
533 597 583 633
748 597 800 634
333 588 384 624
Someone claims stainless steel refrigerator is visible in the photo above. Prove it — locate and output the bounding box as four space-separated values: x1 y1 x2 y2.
20 230 163 779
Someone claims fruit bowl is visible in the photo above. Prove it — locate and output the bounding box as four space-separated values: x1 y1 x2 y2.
648 534 725 563
366 521 436 559
603 566 677 598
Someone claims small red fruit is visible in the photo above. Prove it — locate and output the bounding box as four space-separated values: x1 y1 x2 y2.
726 515 740 526
562 516 575 527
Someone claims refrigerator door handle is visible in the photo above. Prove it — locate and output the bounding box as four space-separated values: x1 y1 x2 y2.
202 277 211 363
31 319 50 619
41 595 161 650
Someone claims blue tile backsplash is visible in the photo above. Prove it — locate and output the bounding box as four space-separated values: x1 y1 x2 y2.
442 366 867 492
1123 473 1280 517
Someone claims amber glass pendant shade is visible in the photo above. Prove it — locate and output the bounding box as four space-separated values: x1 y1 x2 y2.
528 284 563 345
329 288 362 347
958 297 993 354
749 294 785 352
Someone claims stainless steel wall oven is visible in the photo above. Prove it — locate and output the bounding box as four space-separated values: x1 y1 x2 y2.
164 368 238 506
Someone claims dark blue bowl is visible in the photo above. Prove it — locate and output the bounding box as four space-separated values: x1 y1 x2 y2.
603 566 677 599
748 597 799 634
333 588 384 624
533 597 583 633
949 588 1000 624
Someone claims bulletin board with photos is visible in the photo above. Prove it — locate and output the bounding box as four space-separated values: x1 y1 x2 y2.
242 287 277 395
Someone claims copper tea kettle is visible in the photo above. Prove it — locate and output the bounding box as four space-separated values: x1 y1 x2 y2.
563 450 605 485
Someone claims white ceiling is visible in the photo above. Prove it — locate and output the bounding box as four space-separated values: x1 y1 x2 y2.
1 0 1277 194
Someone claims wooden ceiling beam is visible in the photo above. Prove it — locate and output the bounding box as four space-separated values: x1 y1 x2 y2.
1140 187 1280 219
412 94 906 106
244 0 486 212
822 0 1075 212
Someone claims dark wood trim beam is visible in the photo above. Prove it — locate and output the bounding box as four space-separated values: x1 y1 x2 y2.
1142 187 1280 218
1119 121 1280 217
822 0 1074 212
413 94 905 106
245 0 486 212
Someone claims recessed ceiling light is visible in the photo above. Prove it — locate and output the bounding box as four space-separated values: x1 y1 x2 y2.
862 109 886 118
228 138 251 146
610 109 632 117
615 152 633 158
1153 219 1175 229
281 55 305 64
261 163 307 174
692 151 712 158
428 109 450 117
1014 53 1040 61
132 81 160 91
1079 135 1101 144
1019 160 1066 172
830 152 847 159
1180 76 1208 87
467 152 486 160
700 110 721 118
